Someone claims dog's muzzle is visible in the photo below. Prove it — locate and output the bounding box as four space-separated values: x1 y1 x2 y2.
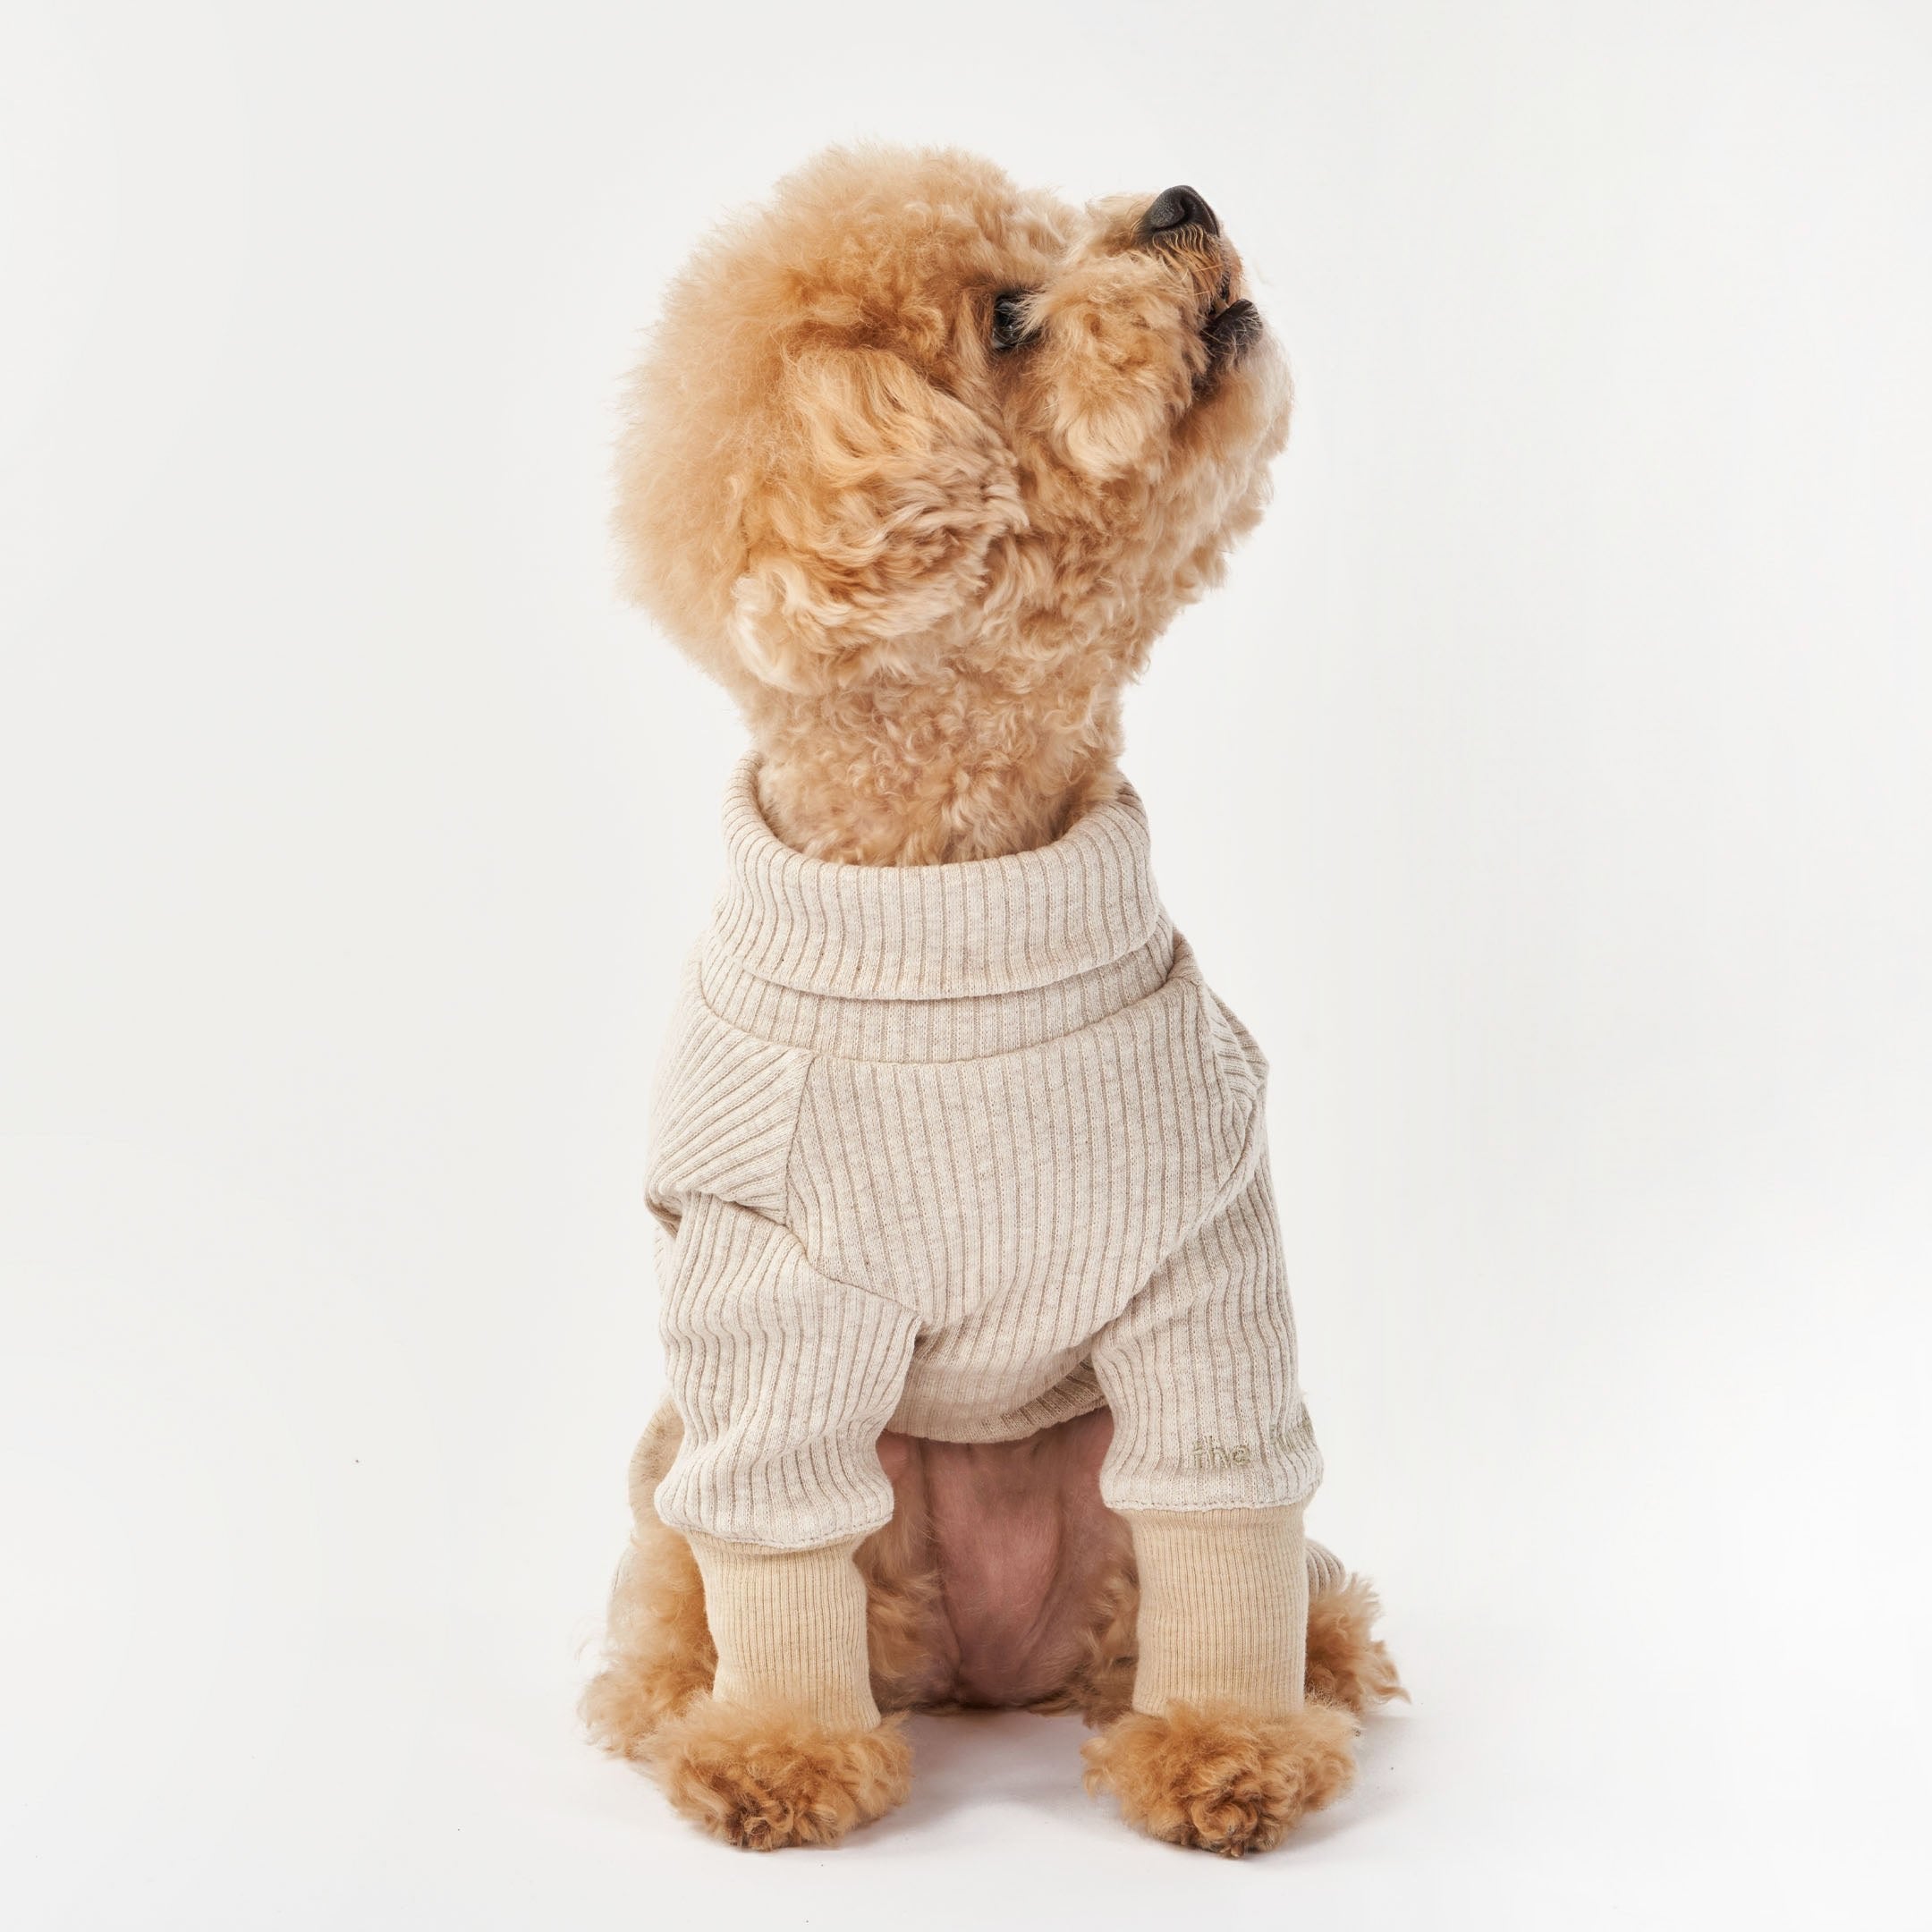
1140 184 1262 370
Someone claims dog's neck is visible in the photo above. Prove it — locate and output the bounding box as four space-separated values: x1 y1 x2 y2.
747 674 1129 865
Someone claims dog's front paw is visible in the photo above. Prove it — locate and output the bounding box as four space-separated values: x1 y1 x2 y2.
1082 1700 1356 1856
644 1695 911 1850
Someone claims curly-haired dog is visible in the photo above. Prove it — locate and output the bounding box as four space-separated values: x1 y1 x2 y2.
583 146 1401 1856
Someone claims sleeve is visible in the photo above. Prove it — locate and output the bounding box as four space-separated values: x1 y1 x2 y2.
645 989 919 1550
651 1191 919 1550
1089 1148 1323 1516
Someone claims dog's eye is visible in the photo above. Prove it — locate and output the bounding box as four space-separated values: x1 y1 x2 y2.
990 290 1035 352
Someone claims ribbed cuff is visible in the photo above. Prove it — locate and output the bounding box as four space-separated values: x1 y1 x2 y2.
1126 1505 1309 1718
688 1533 879 1731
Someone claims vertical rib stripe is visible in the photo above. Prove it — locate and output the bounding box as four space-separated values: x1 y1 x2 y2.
647 763 1322 1555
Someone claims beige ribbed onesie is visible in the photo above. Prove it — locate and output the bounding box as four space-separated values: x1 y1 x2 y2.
648 759 1327 1726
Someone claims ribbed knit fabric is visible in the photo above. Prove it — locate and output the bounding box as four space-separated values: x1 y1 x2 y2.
1305 1533 1345 1599
688 1533 878 1728
648 758 1323 1559
1127 1506 1309 1717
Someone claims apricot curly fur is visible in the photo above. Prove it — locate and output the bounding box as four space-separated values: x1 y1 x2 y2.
1305 1574 1408 1715
645 1698 913 1851
1081 1700 1358 1857
1038 1546 1141 1725
614 143 1292 863
580 1402 715 1756
855 1505 952 1713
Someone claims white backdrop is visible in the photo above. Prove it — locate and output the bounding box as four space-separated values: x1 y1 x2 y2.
4 3 1928 1927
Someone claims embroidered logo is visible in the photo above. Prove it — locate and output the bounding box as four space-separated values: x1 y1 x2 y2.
1190 1422 1301 1473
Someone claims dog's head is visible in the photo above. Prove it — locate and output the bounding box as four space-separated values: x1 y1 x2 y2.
616 146 1292 702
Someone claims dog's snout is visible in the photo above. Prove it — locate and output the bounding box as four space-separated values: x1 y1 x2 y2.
1141 185 1219 241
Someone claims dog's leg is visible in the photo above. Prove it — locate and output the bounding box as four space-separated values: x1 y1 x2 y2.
644 1535 912 1851
1057 1526 1400 1728
1080 1506 1358 1856
1302 1538 1405 1716
585 1400 912 1849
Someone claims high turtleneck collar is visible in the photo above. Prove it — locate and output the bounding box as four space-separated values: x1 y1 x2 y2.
707 756 1166 1002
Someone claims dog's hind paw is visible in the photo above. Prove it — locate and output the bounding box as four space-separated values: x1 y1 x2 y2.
1082 1699 1356 1856
580 1651 708 1759
1306 1573 1406 1715
644 1696 912 1850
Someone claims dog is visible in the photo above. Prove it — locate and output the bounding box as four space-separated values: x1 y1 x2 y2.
583 145 1400 1856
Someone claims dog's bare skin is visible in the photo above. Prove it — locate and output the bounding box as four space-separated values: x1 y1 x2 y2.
583 148 1401 1853
873 1417 1129 1710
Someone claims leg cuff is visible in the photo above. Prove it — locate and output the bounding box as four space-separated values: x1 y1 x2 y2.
1125 1505 1309 1718
687 1533 879 1731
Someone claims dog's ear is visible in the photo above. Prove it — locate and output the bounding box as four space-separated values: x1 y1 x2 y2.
724 347 1024 693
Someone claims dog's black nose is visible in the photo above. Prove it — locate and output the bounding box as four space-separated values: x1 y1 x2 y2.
1141 185 1219 240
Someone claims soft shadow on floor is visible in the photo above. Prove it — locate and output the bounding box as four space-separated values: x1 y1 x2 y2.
861 1708 1094 1841
860 1702 1412 1852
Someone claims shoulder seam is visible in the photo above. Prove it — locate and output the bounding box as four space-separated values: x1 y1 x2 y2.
778 1051 818 1233
1185 972 1266 1130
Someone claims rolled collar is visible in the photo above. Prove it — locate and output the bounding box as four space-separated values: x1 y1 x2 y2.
707 757 1167 1001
